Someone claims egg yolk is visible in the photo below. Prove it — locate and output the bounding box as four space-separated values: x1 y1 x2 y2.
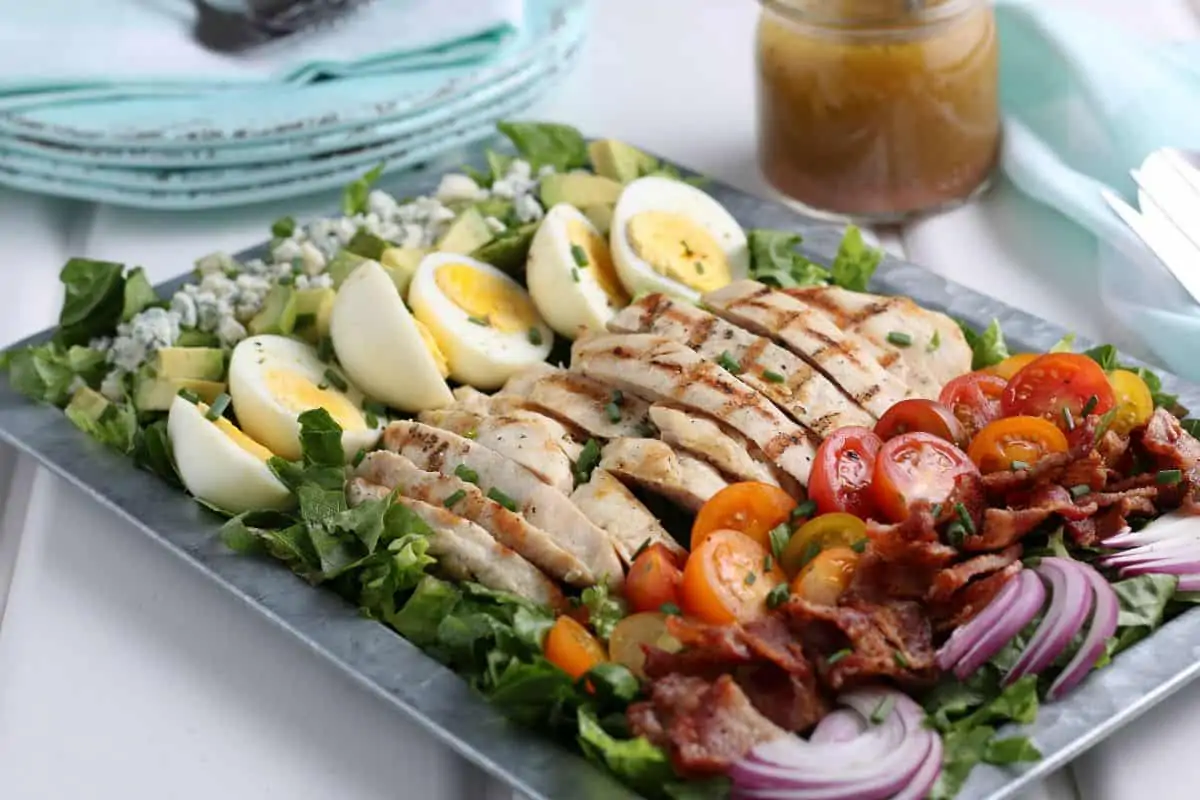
626 211 731 292
413 318 450 378
434 263 538 333
264 368 367 431
567 219 629 306
197 403 274 461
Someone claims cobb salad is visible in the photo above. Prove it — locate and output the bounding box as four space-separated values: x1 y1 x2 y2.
8 120 1200 800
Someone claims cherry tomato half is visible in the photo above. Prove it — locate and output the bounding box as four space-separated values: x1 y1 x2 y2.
967 415 1069 474
869 432 981 522
790 546 860 606
625 544 684 614
808 426 882 518
1001 353 1115 430
1107 369 1154 435
938 372 1007 439
780 513 867 577
874 398 968 448
987 353 1040 381
608 612 681 679
680 529 786 625
544 616 607 680
691 481 797 552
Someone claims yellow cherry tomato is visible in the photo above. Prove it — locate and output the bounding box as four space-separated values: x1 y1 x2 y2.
780 513 867 577
790 546 860 605
1107 369 1154 435
987 353 1040 381
608 612 681 679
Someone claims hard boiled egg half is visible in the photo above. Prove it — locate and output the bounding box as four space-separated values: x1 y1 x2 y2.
167 394 292 513
408 253 553 390
610 176 749 303
228 334 383 462
330 259 454 413
527 203 630 339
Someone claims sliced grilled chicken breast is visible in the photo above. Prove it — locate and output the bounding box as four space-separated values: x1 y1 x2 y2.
417 407 575 493
355 450 592 586
447 386 585 460
382 421 624 587
785 286 971 388
599 437 728 512
572 333 816 487
570 468 687 564
501 365 654 440
609 294 876 434
703 280 912 417
649 404 782 489
347 479 565 609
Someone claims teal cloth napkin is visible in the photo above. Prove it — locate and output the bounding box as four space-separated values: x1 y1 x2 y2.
996 0 1200 379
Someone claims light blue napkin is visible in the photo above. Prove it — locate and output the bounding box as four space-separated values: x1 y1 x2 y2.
996 0 1200 379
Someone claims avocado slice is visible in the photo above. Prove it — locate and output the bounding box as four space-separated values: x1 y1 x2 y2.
327 250 368 288
471 223 538 278
437 207 494 254
292 287 336 342
176 330 220 348
583 203 615 236
248 284 298 336
588 139 659 184
135 373 226 413
539 173 623 210
381 247 427 295
65 386 112 425
152 347 225 381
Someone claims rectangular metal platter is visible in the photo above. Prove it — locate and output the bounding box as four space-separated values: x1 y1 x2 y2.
2 136 1199 800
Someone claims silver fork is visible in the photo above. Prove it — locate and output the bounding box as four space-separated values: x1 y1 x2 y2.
1102 148 1200 305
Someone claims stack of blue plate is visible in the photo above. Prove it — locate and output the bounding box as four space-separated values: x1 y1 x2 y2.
0 0 587 210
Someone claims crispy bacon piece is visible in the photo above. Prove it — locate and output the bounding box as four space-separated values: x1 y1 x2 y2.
927 545 1022 604
982 453 1072 496
963 509 1051 551
627 674 788 777
1096 429 1131 469
1140 408 1200 469
936 561 1022 630
1094 495 1158 542
1064 516 1098 546
784 597 935 690
1029 484 1095 521
1061 452 1109 492
853 504 957 600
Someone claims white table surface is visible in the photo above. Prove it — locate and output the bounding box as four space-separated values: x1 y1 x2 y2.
1 1 1198 798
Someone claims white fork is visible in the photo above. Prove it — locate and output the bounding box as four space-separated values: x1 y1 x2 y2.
1102 148 1200 305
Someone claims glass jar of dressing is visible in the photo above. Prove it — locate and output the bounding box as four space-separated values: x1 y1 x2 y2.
756 0 1000 222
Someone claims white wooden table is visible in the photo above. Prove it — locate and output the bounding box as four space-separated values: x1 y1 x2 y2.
1 1 1197 798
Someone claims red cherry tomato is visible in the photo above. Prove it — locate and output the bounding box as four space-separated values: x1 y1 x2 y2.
869 432 981 522
625 544 684 614
938 372 1007 439
874 399 968 448
1001 353 1115 430
808 426 882 518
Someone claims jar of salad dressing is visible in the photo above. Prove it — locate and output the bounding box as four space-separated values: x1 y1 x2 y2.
755 0 1000 222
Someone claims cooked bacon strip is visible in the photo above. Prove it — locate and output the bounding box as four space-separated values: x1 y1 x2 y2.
981 453 1072 496
1064 517 1098 546
928 545 1022 604
627 674 788 778
935 561 1023 630
1140 407 1200 468
854 506 957 601
1061 452 1109 493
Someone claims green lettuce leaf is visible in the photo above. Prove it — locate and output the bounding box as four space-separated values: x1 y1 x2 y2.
486 149 514 184
747 226 881 292
577 707 676 796
496 121 589 172
121 267 160 321
1082 344 1183 412
829 226 883 292
5 342 111 406
133 418 182 488
581 583 628 640
65 396 138 454
57 258 127 347
958 319 1011 370
1106 573 1179 657
342 162 386 216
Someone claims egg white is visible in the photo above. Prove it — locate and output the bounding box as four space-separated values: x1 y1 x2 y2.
527 203 630 339
610 176 749 303
408 253 553 390
167 394 292 513
228 334 383 462
330 259 454 413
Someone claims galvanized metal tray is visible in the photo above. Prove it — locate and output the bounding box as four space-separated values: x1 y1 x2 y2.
2 137 1199 800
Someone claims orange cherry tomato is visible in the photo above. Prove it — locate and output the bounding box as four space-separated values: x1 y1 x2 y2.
1001 353 1115 430
869 432 980 522
680 529 786 625
691 481 797 552
938 371 1007 439
544 616 607 680
874 398 968 448
967 416 1070 474
808 426 882 519
625 544 684 614
790 546 860 605
987 353 1040 381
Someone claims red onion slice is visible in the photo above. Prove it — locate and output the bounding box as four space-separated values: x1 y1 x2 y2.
888 733 944 800
1101 539 1200 568
1179 575 1200 591
1006 558 1090 684
1120 559 1200 577
953 570 1046 681
1047 562 1119 700
936 569 1022 671
810 710 866 744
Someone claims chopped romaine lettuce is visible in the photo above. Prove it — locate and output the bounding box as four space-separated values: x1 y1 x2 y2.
496 121 589 172
747 225 881 291
958 318 1011 370
121 267 160 322
829 226 883 292
581 583 628 640
4 342 105 405
57 258 127 347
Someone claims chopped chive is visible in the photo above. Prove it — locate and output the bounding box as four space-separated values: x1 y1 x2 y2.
351 448 367 467
611 389 624 405
744 571 757 586
927 330 941 353
1010 460 1030 471
762 369 786 384
363 400 387 417
827 649 851 665
178 388 201 404
365 411 379 428
769 523 791 560
871 695 896 724
1062 406 1075 431
851 539 868 553
571 268 581 283
632 538 653 560
487 487 518 512
798 539 822 570
317 336 335 363
317 382 329 391
1157 469 1183 486
766 583 790 609
946 521 967 546
660 602 682 616
930 503 943 520
886 331 912 347
454 464 480 484
467 315 490 326
463 427 478 440
443 489 467 508
716 351 743 374
604 402 622 423
573 438 602 485
570 244 589 267
277 273 293 286
1081 395 1099 417
695 261 706 274
1094 408 1119 444
293 313 316 330
205 393 231 420
955 502 976 534
292 258 304 274
1069 484 1091 498
271 216 296 238
893 650 910 668
527 326 544 346
323 368 348 392
763 555 774 572
792 499 817 520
